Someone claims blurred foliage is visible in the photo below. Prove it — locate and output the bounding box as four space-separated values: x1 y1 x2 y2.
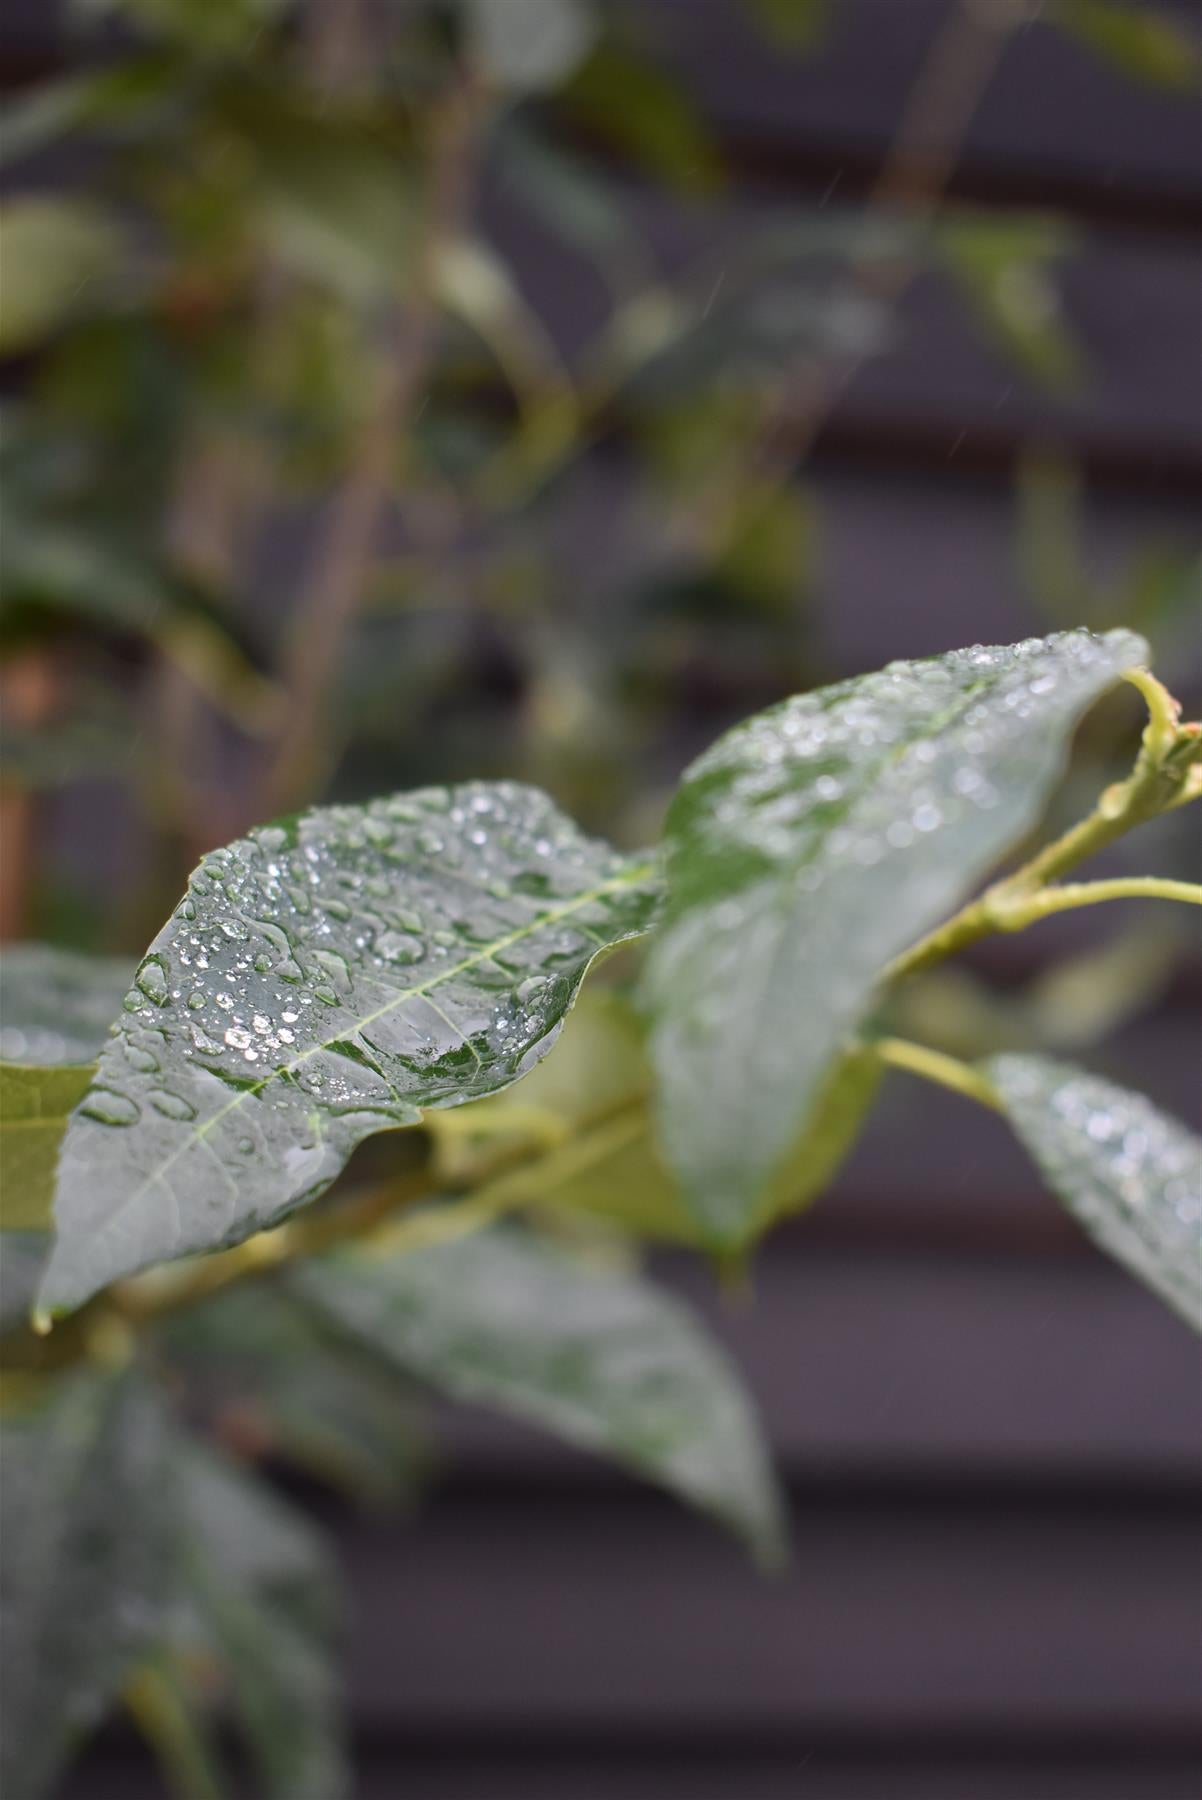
0 0 1192 958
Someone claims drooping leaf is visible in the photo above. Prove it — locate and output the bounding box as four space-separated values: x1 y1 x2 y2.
163 1283 430 1503
988 1055 1201 1330
295 1224 786 1563
429 989 879 1245
0 943 132 1063
40 783 659 1317
168 1438 348 1800
644 629 1147 1240
0 1369 172 1800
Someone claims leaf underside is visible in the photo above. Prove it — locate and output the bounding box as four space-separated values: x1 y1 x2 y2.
40 783 660 1316
295 1223 786 1564
989 1054 1202 1331
645 628 1147 1240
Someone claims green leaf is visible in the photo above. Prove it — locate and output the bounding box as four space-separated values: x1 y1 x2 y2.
163 1284 430 1503
169 1439 348 1800
988 1055 1201 1330
295 1223 786 1563
0 199 126 354
0 1369 172 1800
1054 1 1200 88
40 783 659 1317
224 100 417 301
561 42 724 193
747 0 828 49
464 0 598 91
939 213 1082 391
645 629 1146 1241
0 1064 93 1232
0 943 132 1063
430 990 879 1245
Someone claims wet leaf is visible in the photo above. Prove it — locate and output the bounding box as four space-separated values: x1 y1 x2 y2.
0 944 132 1064
0 1370 171 1800
295 1223 786 1564
645 629 1146 1241
989 1055 1202 1330
40 783 659 1316
169 1439 347 1800
431 990 878 1245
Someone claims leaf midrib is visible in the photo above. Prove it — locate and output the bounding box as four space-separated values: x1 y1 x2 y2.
65 856 659 1231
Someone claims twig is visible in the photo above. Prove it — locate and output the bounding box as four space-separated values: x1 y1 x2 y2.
672 0 1028 552
258 73 490 819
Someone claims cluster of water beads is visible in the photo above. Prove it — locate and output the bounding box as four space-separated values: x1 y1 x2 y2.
674 631 1144 904
76 782 654 1136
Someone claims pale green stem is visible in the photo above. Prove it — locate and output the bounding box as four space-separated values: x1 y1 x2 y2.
871 1037 1001 1112
1123 666 1181 760
990 877 1202 930
888 668 1201 983
124 1663 223 1800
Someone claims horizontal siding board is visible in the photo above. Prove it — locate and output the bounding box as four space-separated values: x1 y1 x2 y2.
335 1492 1201 1731
64 1743 1202 1800
641 0 1202 203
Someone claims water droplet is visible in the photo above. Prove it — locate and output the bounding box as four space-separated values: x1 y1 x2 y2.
81 1087 140 1127
377 931 425 966
148 1088 197 1122
136 957 170 1006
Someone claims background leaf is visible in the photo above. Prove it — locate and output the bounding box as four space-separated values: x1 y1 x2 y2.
166 1437 348 1800
162 1283 430 1504
295 1223 786 1564
0 199 127 354
40 782 659 1316
1053 1 1201 88
430 989 879 1244
0 1369 172 1800
988 1054 1202 1330
0 1064 92 1232
644 629 1146 1241
0 943 132 1063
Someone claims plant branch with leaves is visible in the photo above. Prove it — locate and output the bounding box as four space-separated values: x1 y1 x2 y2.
1 627 1199 1799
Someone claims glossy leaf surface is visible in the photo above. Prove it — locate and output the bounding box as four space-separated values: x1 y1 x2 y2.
645 629 1145 1239
296 1224 785 1563
41 783 658 1317
989 1054 1202 1330
0 1371 170 1800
